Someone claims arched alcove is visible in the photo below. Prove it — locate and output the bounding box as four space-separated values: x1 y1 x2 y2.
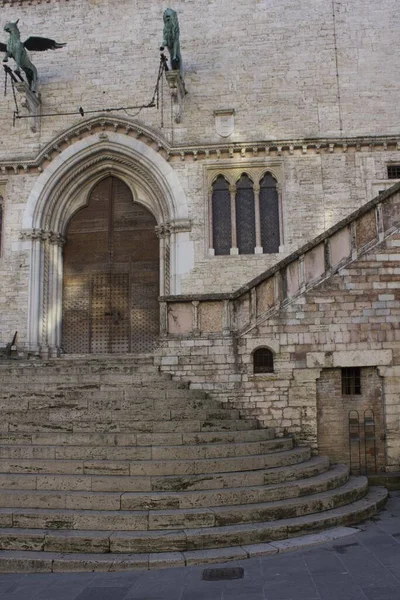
21 130 192 356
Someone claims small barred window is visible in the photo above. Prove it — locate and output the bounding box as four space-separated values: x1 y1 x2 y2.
387 165 400 179
342 367 361 395
253 348 274 374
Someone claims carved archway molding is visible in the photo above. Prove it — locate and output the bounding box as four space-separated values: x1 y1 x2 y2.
21 131 193 356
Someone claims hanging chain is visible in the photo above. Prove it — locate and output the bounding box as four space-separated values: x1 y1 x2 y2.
160 66 164 129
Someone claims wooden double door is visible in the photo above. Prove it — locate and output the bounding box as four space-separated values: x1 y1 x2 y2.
62 177 159 354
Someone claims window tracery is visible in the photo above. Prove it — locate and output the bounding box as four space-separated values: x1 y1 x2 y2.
209 168 281 256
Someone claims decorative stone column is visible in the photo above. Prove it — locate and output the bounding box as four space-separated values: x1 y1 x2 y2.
155 223 172 297
21 228 65 357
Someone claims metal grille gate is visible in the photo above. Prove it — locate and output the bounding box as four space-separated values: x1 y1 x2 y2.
62 177 159 354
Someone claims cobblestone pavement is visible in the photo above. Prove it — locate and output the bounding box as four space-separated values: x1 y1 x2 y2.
0 492 399 600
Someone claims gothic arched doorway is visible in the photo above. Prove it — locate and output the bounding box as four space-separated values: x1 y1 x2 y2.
62 176 159 354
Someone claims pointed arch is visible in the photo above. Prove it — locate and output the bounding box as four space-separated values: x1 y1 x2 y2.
21 131 192 355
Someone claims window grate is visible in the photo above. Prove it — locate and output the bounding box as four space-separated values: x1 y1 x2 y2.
254 348 274 373
342 367 361 395
387 165 400 179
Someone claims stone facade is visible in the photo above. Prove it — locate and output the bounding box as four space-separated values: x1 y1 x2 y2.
0 1 399 470
157 188 400 471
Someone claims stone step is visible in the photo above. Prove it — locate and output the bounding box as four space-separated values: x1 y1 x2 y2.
0 464 348 511
0 489 386 573
0 455 330 493
0 386 208 399
6 418 260 434
0 408 242 424
0 477 369 532
0 437 293 461
0 488 386 563
118 464 350 510
0 447 311 477
0 427 276 447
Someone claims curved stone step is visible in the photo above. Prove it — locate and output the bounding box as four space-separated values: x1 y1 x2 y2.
0 464 348 511
0 476 368 531
0 427 276 447
0 407 242 423
0 487 386 561
119 464 350 510
0 455 331 493
0 438 293 461
7 418 260 434
0 447 311 477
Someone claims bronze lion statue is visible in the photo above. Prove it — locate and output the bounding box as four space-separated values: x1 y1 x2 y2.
161 8 182 75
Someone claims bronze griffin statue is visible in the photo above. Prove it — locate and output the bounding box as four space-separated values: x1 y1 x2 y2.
0 20 65 92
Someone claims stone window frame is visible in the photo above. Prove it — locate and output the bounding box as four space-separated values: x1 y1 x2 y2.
253 347 275 374
205 162 284 257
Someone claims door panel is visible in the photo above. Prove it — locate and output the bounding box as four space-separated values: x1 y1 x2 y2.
63 177 159 354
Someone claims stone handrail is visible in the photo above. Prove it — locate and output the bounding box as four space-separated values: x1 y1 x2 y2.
160 182 400 338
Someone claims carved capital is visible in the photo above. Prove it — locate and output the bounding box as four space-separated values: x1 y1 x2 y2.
155 223 171 239
20 228 66 245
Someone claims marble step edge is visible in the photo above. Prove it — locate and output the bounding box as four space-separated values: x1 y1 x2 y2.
0 455 331 492
0 428 276 447
0 476 369 531
0 464 349 511
0 487 387 570
0 438 294 461
0 447 312 477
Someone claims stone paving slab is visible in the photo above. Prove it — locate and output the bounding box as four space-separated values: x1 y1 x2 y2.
0 492 399 599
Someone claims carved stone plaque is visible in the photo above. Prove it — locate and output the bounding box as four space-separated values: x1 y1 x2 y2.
214 109 235 138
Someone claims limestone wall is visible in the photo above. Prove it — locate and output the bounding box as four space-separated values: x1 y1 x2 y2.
0 0 400 343
157 189 400 471
0 0 399 152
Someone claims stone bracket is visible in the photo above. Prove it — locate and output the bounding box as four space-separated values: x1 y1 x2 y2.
15 82 41 133
165 71 187 124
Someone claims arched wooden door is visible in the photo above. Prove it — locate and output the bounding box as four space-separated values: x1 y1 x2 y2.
62 177 159 354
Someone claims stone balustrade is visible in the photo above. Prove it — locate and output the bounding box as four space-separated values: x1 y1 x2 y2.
160 182 400 339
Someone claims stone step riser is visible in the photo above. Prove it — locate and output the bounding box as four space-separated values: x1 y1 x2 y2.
5 419 259 434
0 439 293 461
0 385 192 397
0 457 330 493
0 448 311 477
0 478 368 531
0 428 275 447
0 466 348 511
0 409 241 423
0 488 387 559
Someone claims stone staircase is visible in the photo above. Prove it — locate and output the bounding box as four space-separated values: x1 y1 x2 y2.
0 356 387 572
